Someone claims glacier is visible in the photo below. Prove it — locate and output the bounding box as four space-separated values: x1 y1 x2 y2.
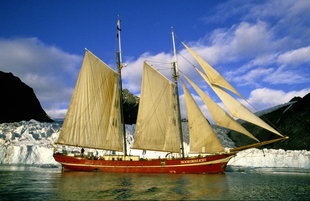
0 120 309 170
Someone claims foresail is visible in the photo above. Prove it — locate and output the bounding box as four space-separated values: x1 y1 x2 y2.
182 74 259 142
196 68 284 137
182 82 224 154
132 62 181 153
182 42 244 100
56 50 124 151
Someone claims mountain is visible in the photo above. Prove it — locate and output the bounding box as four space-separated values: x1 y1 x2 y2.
0 71 53 123
228 93 310 150
122 89 139 124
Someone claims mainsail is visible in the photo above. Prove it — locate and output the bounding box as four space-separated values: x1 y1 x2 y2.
182 82 224 154
132 62 181 153
56 50 124 151
182 74 259 142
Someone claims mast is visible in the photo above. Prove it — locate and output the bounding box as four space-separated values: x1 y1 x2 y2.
116 16 127 156
171 27 185 158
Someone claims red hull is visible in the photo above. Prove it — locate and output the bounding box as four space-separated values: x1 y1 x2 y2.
53 153 235 174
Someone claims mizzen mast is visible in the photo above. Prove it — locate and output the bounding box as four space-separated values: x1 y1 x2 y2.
116 16 127 156
171 27 185 158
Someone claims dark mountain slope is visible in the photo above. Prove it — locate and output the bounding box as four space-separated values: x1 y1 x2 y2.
122 89 139 124
0 71 53 123
228 93 310 150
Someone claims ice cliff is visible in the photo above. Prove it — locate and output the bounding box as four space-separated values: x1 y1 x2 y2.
228 149 310 168
0 120 309 169
0 120 59 166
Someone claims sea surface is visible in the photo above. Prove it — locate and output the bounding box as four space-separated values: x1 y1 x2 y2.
0 165 309 200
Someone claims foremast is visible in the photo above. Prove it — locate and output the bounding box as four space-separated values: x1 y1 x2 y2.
171 28 185 158
116 17 127 156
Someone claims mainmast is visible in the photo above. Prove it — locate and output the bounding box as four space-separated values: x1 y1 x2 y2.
171 27 185 158
116 17 127 156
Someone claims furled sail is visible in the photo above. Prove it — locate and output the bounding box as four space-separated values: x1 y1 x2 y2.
56 50 124 151
182 42 244 100
196 68 284 137
182 82 224 153
132 62 181 153
182 74 259 142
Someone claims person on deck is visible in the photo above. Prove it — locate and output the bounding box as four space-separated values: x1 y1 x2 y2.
81 148 85 157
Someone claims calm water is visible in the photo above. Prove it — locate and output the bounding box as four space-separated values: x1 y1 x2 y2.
0 166 309 200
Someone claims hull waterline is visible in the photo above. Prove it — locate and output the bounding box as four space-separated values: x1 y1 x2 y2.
53 153 235 174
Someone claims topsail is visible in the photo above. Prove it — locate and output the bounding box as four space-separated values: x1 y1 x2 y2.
182 42 244 100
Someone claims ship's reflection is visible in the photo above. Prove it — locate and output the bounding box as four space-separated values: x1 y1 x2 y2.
55 171 229 200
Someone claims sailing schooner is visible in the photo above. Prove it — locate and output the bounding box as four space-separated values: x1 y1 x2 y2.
53 19 288 174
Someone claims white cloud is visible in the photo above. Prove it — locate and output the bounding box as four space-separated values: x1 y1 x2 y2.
226 54 279 79
236 0 310 48
212 0 310 34
263 68 308 84
225 46 310 86
0 38 81 75
122 52 174 94
45 109 68 119
228 22 277 57
277 46 310 66
187 21 279 66
205 21 308 87
248 87 310 110
232 68 273 86
248 0 310 22
0 37 82 118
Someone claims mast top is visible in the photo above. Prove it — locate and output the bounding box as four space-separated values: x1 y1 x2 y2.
117 16 121 31
171 27 179 81
117 16 123 69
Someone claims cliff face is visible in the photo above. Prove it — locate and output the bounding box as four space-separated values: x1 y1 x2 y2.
228 93 310 150
0 71 53 123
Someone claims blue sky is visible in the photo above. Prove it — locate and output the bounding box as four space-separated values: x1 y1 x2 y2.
0 0 309 119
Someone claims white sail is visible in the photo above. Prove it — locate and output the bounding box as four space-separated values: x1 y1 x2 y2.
132 62 181 153
196 68 284 137
56 50 124 151
182 42 244 100
182 74 259 142
182 82 224 154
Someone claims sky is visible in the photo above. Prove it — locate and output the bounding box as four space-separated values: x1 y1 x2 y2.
0 0 309 119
